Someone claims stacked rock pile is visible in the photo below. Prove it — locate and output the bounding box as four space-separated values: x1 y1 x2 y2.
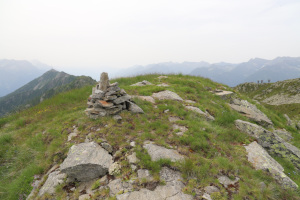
85 72 144 119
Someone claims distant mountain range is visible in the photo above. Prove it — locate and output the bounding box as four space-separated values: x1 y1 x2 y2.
0 69 96 116
0 59 51 97
115 57 300 87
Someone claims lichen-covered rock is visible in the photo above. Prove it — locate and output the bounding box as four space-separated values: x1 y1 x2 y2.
245 141 298 189
229 99 273 127
143 141 184 162
274 129 293 142
60 142 113 182
152 90 183 101
185 106 215 121
204 186 220 194
235 120 300 170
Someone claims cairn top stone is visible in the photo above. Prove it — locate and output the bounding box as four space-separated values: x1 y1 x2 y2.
99 72 110 91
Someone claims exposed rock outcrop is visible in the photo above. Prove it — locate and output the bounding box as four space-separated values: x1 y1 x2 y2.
235 120 300 170
245 141 298 189
229 99 273 127
85 72 144 118
143 141 184 162
60 142 113 182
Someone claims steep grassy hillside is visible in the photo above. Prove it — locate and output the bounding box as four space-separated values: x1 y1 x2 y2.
0 74 300 200
235 78 300 119
0 70 96 117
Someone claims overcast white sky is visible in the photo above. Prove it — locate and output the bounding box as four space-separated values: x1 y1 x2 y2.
0 0 300 75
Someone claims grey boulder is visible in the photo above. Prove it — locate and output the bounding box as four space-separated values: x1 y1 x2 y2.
38 170 66 197
229 99 273 127
60 142 113 182
143 141 184 162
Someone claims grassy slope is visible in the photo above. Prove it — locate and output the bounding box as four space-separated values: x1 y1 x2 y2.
0 74 300 200
235 79 300 119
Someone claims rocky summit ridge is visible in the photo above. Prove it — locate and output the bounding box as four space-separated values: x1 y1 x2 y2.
1 73 300 200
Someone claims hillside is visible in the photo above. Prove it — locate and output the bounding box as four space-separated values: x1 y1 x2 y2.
0 59 49 97
0 69 96 117
235 78 300 120
1 74 300 200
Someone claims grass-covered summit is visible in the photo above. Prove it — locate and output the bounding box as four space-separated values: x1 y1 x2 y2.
1 74 300 200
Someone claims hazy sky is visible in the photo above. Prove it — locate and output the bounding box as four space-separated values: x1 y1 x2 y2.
1 0 300 74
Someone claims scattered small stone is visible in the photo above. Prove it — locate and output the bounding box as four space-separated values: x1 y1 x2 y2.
157 83 169 87
218 176 239 189
109 162 121 176
127 152 139 164
168 116 181 122
204 186 220 194
113 115 122 123
152 90 183 101
130 80 153 86
163 109 169 113
68 132 78 142
101 142 113 153
130 141 136 147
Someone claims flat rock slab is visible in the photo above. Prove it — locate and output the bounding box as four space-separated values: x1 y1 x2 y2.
185 106 215 121
39 170 66 196
235 120 300 170
229 99 273 127
143 141 184 162
184 100 196 104
117 167 193 200
157 83 169 87
214 90 234 100
131 80 153 86
152 90 183 101
168 116 181 122
245 141 298 189
60 142 113 182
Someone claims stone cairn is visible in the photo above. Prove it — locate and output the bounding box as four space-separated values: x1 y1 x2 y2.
85 72 144 119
